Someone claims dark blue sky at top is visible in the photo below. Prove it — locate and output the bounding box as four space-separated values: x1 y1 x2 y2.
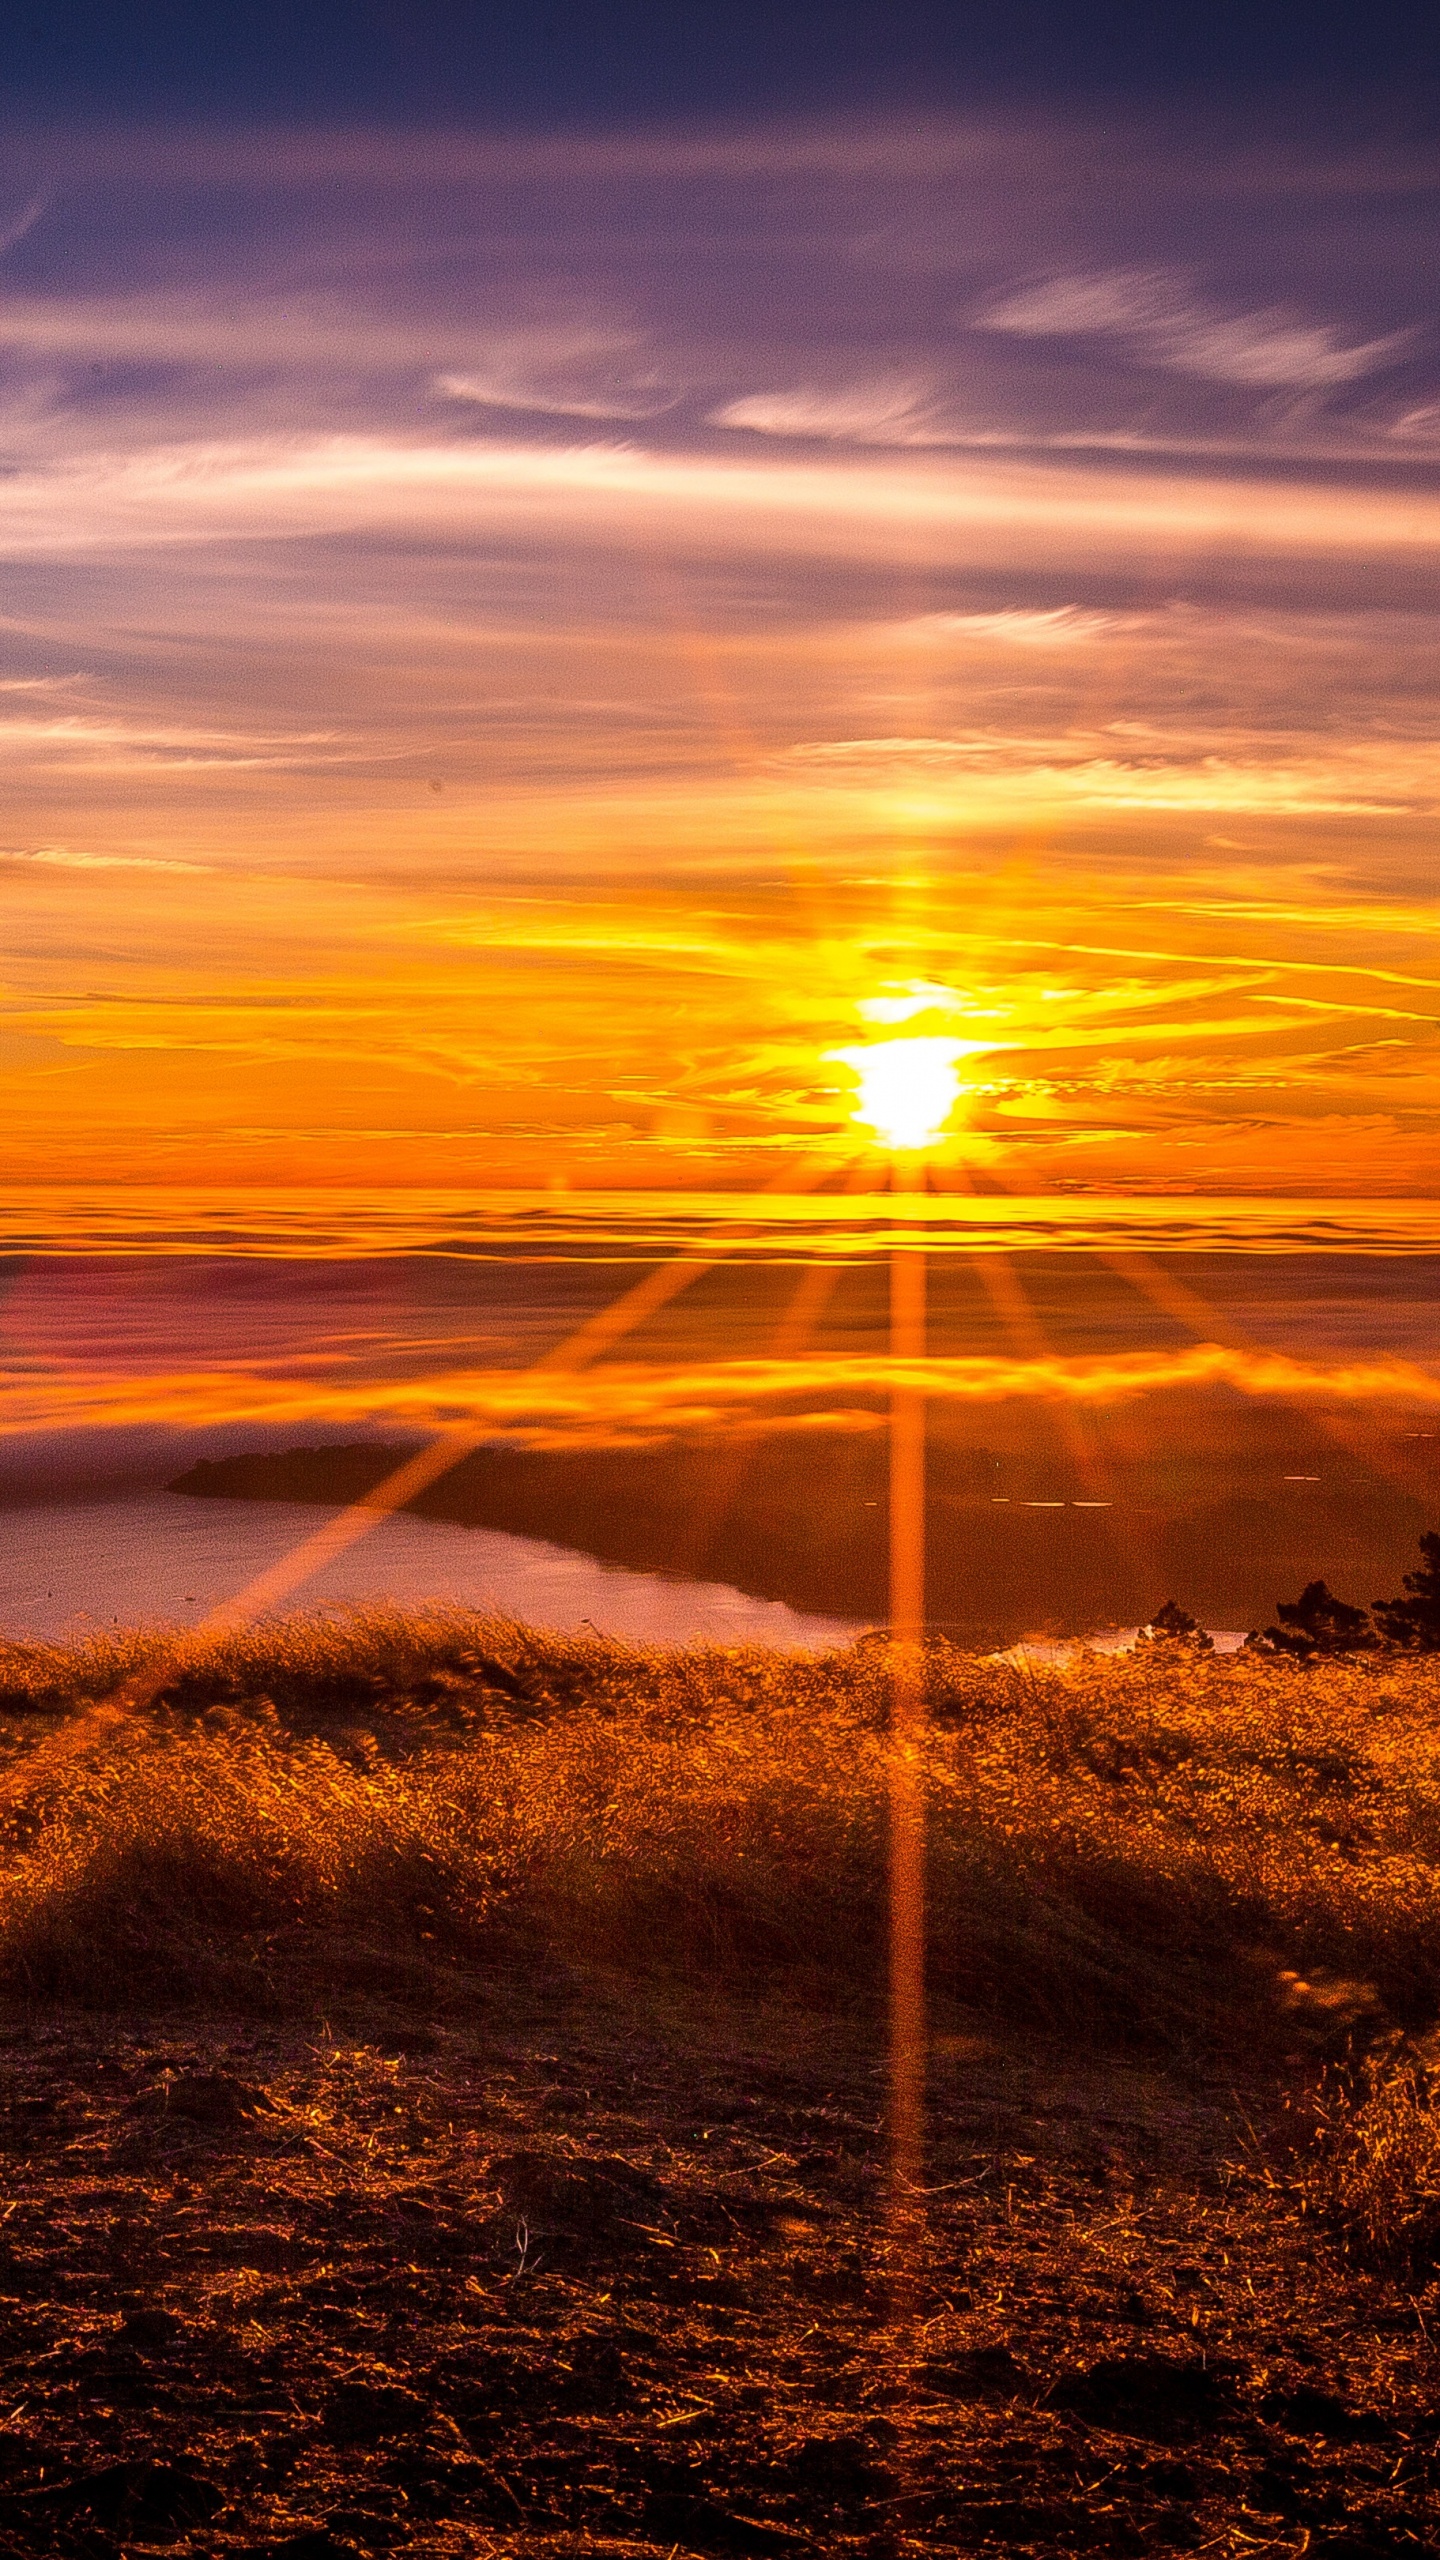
6 0 1438 124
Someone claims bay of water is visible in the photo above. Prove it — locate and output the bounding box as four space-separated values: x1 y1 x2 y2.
0 1494 861 1651
3 1230 1437 1645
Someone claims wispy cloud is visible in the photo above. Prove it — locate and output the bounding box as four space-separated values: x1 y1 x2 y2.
977 268 1414 391
890 607 1117 646
777 730 1439 819
1389 404 1440 448
436 373 672 422
0 191 48 257
0 845 210 873
711 381 959 445
435 324 676 422
0 433 1433 571
0 707 355 773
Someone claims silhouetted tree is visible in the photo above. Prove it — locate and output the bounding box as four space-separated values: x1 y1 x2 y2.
1136 1600 1213 1652
1373 1530 1440 1652
1246 1579 1376 1662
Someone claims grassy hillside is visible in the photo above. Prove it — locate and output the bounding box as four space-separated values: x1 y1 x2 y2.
2 1614 1438 2554
3 1608 1438 2048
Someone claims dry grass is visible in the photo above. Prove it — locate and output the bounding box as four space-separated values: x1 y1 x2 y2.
2 1613 1439 2553
1299 2044 1440 2272
4 1997 1437 2558
0 1610 1438 2054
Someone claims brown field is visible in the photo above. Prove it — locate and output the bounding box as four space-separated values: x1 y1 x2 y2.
0 1613 1437 2556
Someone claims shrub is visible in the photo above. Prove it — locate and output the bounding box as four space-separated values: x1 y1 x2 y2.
1250 1580 1377 1661
1135 1601 1213 1651
1373 1530 1440 1653
1298 2046 1440 2270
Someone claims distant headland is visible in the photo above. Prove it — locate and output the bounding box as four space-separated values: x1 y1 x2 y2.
170 1429 1433 1645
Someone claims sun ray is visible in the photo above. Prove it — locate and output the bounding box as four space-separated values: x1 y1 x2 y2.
665 1157 883 1578
1097 1242 1438 1528
885 1151 930 2300
2 1155 848 1757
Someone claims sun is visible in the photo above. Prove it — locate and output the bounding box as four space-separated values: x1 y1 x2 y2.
833 1035 967 1152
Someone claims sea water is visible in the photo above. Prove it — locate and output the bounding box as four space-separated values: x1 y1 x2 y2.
0 1493 862 1650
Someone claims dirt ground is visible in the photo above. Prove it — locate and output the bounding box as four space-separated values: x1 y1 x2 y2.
0 1971 1434 2559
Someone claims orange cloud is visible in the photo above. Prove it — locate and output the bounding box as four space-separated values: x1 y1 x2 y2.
4 1337 1438 1450
0 110 1435 1211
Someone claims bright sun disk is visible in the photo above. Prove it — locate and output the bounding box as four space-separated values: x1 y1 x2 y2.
834 1036 966 1152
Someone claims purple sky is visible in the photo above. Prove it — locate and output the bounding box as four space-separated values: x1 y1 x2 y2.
0 86 1436 1214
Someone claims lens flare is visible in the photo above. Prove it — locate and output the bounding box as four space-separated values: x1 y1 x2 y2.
835 1036 965 1151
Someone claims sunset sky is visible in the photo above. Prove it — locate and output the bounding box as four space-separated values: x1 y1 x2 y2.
3 7 1437 1224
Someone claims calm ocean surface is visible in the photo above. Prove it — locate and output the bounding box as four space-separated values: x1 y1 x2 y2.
2 1220 1435 1651
0 1495 862 1650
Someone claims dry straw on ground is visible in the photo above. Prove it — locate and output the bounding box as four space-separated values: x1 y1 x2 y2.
1 1612 1439 2554
1 1607 1437 2049
1299 2044 1440 2271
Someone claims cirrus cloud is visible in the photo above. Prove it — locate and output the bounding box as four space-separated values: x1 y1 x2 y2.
977 267 1415 391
